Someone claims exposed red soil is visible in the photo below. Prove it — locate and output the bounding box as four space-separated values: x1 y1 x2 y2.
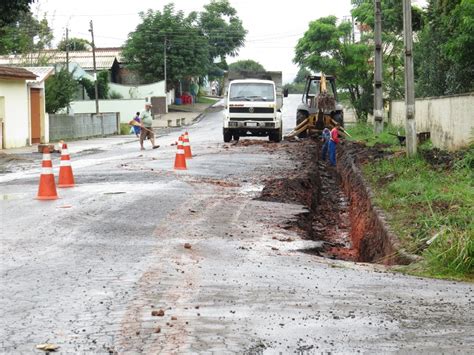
258 138 403 264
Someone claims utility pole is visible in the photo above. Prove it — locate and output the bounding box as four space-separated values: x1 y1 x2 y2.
164 36 167 92
373 0 384 134
65 28 69 70
65 28 70 114
351 15 355 44
403 0 417 156
89 20 99 115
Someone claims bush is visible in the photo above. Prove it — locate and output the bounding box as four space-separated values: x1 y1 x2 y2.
120 123 132 135
45 69 77 113
108 91 123 99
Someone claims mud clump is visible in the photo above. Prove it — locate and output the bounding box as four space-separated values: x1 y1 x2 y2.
421 147 466 169
260 176 316 207
151 309 165 317
343 141 393 164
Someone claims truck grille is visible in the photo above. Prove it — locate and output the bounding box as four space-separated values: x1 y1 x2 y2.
229 107 274 113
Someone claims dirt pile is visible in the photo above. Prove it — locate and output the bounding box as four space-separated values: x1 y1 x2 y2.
259 140 320 210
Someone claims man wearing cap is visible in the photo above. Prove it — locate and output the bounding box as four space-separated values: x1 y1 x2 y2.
139 103 159 150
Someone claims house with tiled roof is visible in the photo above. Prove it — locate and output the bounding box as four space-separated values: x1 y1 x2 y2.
0 48 140 85
0 66 37 148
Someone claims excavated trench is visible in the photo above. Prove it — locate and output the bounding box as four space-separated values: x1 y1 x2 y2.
260 139 409 265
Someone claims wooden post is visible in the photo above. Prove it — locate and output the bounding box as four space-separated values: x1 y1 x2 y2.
403 0 417 156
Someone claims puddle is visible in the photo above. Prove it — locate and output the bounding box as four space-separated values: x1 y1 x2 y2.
239 183 264 196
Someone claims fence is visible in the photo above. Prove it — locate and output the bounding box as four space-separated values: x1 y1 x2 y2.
389 93 473 151
49 113 119 141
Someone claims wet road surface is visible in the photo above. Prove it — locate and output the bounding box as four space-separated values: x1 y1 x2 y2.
1 96 473 353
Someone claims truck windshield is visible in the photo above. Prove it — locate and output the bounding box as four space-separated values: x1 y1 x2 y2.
229 83 274 102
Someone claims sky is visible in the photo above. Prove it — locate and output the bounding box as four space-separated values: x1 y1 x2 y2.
35 0 428 84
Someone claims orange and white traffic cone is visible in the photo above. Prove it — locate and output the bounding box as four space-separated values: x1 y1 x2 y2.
183 131 192 159
36 147 58 200
58 142 75 188
174 135 187 170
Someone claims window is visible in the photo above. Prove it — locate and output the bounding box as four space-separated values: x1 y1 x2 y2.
229 83 274 101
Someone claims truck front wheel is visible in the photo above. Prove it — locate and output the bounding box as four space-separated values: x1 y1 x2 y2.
269 127 282 142
223 129 232 143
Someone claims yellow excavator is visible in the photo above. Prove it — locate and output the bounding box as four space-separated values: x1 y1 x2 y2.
285 74 350 139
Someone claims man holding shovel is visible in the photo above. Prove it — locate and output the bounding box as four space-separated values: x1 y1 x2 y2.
139 103 160 151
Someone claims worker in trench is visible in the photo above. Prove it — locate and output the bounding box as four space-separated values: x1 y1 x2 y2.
329 123 340 166
321 127 331 161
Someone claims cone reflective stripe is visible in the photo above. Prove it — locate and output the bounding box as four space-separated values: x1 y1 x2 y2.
174 136 187 170
36 147 58 200
183 131 192 159
58 143 75 187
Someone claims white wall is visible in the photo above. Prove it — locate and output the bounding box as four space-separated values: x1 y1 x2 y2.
0 79 30 148
109 81 165 99
390 93 474 151
70 99 146 123
167 89 175 106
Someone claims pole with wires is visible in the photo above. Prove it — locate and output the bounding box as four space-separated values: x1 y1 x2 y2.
89 20 99 115
373 0 384 134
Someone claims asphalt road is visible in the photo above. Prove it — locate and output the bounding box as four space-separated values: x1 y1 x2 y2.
0 96 473 353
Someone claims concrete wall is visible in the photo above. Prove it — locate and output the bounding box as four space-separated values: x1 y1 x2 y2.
390 93 474 151
70 99 146 123
0 79 30 148
109 81 165 99
49 113 119 141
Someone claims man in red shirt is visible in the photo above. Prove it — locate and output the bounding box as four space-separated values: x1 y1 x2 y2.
329 124 340 166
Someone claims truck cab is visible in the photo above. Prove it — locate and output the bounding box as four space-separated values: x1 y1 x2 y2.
223 72 287 143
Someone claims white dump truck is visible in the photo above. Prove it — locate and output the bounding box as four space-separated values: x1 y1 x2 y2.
223 71 288 142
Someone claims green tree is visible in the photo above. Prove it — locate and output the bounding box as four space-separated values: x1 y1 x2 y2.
198 0 247 63
228 60 265 72
122 4 210 85
79 71 109 99
45 68 77 113
0 10 53 56
0 0 36 27
416 0 474 96
294 67 311 84
57 37 91 51
294 16 373 120
351 0 424 100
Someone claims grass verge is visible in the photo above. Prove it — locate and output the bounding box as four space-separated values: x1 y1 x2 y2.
196 96 219 104
347 123 473 281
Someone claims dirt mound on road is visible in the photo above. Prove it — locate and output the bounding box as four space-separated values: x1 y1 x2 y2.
259 140 320 209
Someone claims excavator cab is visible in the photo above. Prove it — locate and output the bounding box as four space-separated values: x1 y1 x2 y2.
287 74 345 139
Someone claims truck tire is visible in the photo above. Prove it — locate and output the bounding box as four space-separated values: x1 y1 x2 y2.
233 134 240 142
223 129 232 143
296 111 308 138
269 127 282 142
